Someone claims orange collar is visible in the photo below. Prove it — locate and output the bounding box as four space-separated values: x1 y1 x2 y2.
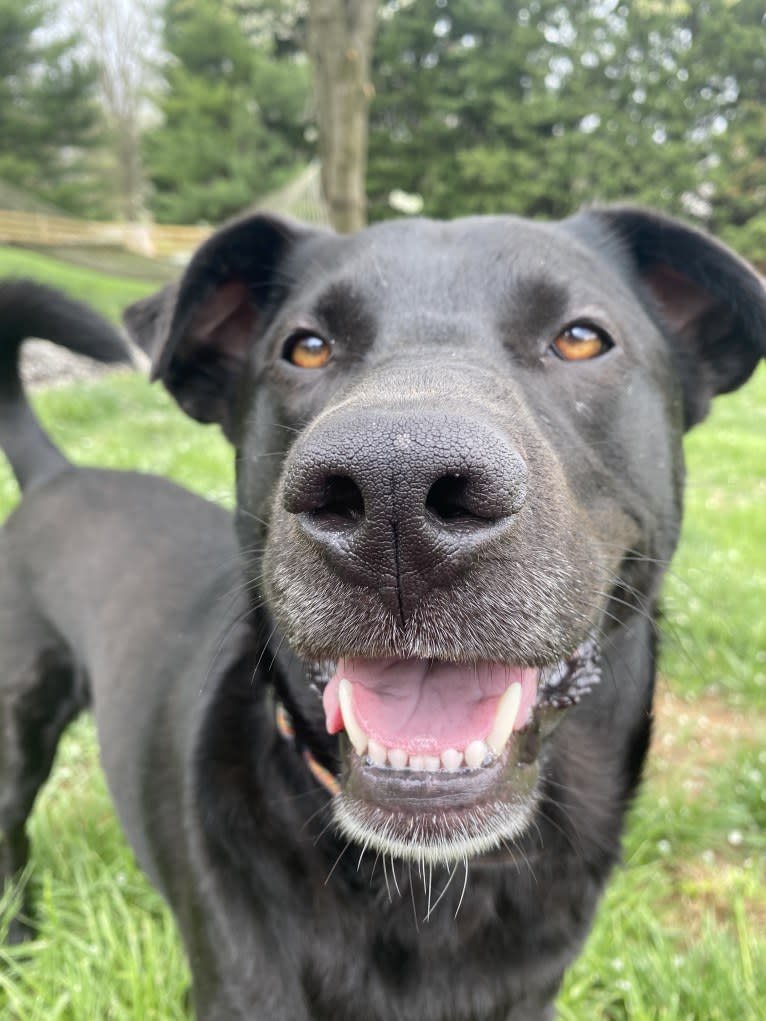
275 700 340 796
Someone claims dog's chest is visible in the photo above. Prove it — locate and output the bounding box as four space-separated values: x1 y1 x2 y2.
281 859 593 1021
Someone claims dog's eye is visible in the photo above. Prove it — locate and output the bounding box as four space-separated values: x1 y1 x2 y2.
551 324 612 362
283 333 333 369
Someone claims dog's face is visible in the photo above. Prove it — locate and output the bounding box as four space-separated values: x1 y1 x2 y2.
126 207 765 868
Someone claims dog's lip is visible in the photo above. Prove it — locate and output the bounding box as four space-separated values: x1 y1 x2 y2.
342 733 536 811
333 726 543 866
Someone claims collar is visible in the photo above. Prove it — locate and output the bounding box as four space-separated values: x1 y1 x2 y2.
275 700 340 796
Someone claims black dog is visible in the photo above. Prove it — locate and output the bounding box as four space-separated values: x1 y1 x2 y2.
2 208 766 1020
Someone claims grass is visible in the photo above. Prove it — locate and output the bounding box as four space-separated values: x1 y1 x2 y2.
0 246 159 322
0 374 233 513
660 371 766 708
0 363 764 1019
18 244 179 284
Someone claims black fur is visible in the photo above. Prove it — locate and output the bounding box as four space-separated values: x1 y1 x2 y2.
1 208 765 1019
0 281 131 489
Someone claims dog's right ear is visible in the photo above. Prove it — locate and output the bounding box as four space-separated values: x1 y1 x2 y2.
123 214 312 439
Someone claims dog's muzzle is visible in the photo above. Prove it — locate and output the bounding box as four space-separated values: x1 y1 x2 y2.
269 393 603 864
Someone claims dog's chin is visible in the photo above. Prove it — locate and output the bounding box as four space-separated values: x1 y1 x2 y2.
305 638 600 867
334 735 542 866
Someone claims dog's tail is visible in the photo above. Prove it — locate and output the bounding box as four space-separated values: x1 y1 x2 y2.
0 280 132 492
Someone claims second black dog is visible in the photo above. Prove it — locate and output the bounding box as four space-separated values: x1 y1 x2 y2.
2 206 765 1019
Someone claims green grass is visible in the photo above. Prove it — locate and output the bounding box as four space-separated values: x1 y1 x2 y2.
660 365 766 708
0 366 764 1019
0 375 233 513
0 718 190 1021
0 247 159 322
18 244 179 284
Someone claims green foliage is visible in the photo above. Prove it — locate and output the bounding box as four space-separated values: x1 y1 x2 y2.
0 0 108 217
368 0 766 264
691 0 766 249
144 0 312 223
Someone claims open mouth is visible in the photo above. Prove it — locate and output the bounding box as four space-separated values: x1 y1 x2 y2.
324 660 540 771
303 638 600 866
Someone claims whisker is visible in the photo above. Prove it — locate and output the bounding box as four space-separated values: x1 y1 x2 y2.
426 860 460 919
390 855 402 898
455 857 470 918
382 853 393 902
407 861 420 930
324 840 352 885
312 815 338 846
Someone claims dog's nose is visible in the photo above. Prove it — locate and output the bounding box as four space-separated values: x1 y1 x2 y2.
282 409 527 617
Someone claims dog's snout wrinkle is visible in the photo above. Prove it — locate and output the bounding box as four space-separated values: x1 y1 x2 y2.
282 406 527 615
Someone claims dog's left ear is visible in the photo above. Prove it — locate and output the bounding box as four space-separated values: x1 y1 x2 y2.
578 206 766 429
124 214 313 439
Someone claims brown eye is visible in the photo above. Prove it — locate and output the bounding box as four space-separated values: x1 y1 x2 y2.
284 333 333 369
551 324 612 362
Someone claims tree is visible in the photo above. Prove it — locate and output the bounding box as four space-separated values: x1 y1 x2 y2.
307 0 378 232
0 0 104 215
366 0 766 263
144 0 312 224
685 0 766 261
67 0 161 221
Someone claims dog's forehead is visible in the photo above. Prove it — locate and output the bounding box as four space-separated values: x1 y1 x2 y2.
292 217 625 300
285 215 636 332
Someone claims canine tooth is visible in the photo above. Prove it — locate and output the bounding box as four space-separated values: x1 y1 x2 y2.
441 748 462 771
423 755 441 771
486 682 523 755
409 755 426 771
338 678 368 757
464 740 489 769
368 739 387 766
388 747 408 769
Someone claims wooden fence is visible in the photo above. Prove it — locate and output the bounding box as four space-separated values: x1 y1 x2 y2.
0 209 213 260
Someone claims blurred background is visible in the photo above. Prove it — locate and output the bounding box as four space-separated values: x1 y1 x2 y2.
0 3 764 1019
0 0 764 263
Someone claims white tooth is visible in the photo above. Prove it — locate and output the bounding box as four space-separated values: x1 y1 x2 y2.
464 739 489 769
486 682 523 756
441 748 463 771
388 748 408 769
423 755 441 771
409 755 426 771
368 738 387 766
338 678 368 757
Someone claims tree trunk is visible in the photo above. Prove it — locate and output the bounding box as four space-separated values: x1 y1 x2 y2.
307 0 378 233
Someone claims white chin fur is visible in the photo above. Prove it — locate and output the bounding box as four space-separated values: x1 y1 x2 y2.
331 794 538 867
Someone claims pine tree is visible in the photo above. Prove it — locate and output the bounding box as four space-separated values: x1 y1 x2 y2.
144 0 312 224
0 0 104 215
367 0 766 264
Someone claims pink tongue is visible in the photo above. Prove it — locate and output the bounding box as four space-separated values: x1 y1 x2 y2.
323 659 538 755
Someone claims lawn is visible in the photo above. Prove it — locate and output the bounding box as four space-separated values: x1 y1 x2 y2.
0 358 764 1018
0 246 160 322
